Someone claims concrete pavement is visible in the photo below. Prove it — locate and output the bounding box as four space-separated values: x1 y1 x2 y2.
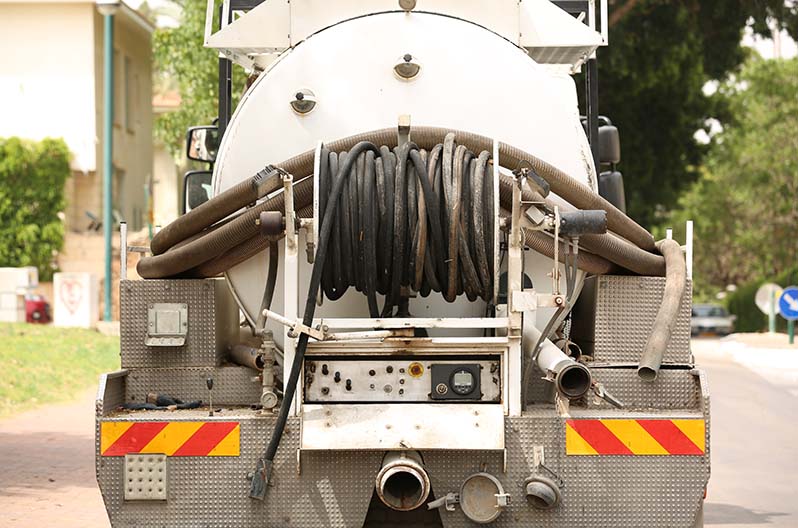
0 389 110 528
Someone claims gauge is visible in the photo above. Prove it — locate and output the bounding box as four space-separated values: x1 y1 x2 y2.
430 364 481 400
450 368 476 396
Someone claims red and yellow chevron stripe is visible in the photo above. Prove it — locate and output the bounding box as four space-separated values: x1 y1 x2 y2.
566 419 705 455
101 421 240 457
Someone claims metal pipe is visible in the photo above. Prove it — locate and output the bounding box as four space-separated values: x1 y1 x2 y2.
228 344 265 370
375 451 431 511
638 239 687 381
102 10 115 321
525 324 592 400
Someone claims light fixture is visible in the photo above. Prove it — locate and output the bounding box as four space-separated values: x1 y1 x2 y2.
394 54 421 80
290 89 317 115
96 0 121 16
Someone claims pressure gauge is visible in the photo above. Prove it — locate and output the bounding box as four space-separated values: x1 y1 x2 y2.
450 369 476 396
430 364 481 400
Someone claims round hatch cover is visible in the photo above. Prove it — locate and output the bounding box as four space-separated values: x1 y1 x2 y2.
459 472 506 524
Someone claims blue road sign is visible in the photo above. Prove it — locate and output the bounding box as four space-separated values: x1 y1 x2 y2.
778 286 798 321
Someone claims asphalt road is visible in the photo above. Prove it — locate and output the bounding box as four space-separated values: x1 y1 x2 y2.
0 337 795 527
692 337 798 527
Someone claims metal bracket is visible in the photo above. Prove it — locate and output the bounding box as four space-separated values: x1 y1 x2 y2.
146 303 188 346
262 308 326 341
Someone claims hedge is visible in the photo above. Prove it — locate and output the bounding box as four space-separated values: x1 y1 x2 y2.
0 137 70 281
726 267 798 333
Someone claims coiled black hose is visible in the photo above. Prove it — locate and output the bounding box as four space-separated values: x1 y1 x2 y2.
316 135 494 317
256 138 497 482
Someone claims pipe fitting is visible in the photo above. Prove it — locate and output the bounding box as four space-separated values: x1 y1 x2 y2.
525 475 561 510
375 451 430 511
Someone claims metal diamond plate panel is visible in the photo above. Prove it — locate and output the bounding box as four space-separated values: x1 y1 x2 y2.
573 276 693 364
124 454 167 500
125 366 262 407
120 278 239 369
96 369 710 528
586 368 700 410
427 410 708 528
97 411 379 527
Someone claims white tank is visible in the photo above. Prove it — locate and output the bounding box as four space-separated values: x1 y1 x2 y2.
212 11 597 338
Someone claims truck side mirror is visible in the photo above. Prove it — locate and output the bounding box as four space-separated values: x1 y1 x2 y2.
186 126 220 163
598 171 626 214
183 170 213 214
598 125 620 165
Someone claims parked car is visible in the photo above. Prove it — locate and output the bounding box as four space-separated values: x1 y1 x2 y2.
25 293 51 324
691 303 735 336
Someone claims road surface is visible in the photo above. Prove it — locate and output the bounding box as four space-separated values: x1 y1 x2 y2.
0 336 795 527
0 389 110 528
693 336 798 527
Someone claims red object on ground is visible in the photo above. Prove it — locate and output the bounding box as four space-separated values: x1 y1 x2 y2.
25 294 51 324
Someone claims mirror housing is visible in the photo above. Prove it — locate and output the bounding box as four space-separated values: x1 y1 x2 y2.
598 125 621 165
598 171 626 214
183 170 213 214
186 126 220 163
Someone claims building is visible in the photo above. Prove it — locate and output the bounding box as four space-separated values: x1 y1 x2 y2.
0 0 154 233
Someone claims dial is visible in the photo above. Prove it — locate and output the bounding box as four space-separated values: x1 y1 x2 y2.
450 368 476 396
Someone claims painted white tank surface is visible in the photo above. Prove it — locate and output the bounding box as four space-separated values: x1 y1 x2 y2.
213 12 596 337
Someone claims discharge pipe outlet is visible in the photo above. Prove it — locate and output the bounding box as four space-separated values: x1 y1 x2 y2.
376 451 431 511
526 325 592 399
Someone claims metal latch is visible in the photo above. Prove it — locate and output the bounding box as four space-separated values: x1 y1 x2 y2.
427 492 459 512
146 303 188 346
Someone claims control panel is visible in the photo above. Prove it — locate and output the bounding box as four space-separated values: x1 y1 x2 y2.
303 357 501 403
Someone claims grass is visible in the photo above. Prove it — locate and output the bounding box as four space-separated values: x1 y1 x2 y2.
0 323 120 417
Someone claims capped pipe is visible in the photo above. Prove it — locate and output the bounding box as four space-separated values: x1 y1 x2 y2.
375 451 430 511
525 475 561 510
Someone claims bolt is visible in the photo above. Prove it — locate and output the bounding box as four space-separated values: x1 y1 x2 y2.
322 364 329 375
321 387 329 395
295 92 304 101
345 379 352 391
403 53 412 62
369 369 376 376
334 372 341 383
386 366 394 374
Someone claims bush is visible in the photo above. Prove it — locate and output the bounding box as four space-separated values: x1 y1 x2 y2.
726 267 798 333
0 137 70 281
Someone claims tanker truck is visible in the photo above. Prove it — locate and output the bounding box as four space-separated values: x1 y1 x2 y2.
96 1 709 526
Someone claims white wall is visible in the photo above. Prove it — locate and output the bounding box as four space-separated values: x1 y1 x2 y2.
0 2 97 172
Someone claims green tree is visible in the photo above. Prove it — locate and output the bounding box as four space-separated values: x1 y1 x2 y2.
0 137 71 281
153 1 244 158
666 57 798 295
600 0 798 228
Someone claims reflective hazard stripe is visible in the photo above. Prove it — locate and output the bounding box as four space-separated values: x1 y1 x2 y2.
101 422 240 456
566 419 705 455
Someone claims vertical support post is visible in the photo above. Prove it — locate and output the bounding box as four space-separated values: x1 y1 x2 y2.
102 10 115 322
686 220 694 281
586 58 600 172
282 173 300 415
217 3 233 136
507 142 523 416
120 222 127 281
769 290 776 334
789 320 795 345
